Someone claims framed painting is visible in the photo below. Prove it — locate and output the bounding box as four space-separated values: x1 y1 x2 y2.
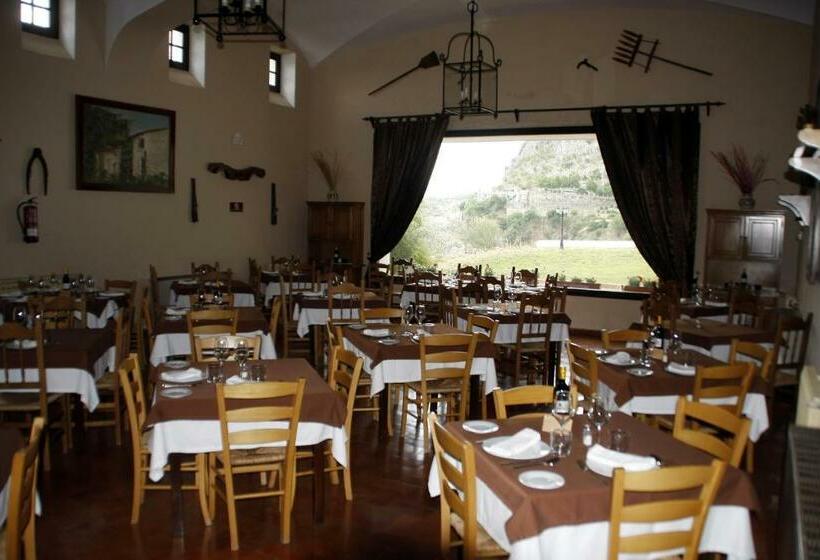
76 95 175 193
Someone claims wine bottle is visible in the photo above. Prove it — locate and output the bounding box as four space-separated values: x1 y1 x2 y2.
62 269 70 289
740 268 748 285
556 365 570 392
650 315 665 349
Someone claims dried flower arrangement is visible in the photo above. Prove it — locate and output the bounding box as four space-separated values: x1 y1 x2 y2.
711 146 772 209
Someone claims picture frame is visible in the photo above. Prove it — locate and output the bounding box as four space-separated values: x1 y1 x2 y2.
75 95 175 193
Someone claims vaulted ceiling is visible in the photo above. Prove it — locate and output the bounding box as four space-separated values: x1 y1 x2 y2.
106 0 814 66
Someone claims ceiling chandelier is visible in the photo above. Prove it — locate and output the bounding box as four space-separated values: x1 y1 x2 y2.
440 1 501 117
192 0 286 45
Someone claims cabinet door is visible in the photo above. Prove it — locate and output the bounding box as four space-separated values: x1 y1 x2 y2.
332 206 354 241
745 215 783 260
706 214 744 259
308 205 333 240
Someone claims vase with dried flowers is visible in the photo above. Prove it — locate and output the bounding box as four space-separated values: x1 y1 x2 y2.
312 150 340 201
711 146 772 209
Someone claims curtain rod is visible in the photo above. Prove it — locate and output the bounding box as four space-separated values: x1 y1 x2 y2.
363 101 725 124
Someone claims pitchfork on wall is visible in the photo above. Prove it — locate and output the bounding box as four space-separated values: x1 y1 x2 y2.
613 29 713 77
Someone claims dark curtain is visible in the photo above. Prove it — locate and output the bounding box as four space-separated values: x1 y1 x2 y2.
591 108 701 289
369 115 449 261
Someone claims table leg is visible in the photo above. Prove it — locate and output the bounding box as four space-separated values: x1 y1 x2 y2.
170 453 184 538
378 384 389 439
312 443 325 523
468 376 481 420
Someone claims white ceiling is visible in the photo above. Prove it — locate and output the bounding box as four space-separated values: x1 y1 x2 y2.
106 0 814 66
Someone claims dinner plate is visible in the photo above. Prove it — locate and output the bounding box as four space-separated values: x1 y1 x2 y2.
165 360 190 370
348 324 367 330
602 355 640 367
378 338 399 346
626 367 653 377
482 437 551 460
463 420 499 434
518 470 565 490
160 387 192 399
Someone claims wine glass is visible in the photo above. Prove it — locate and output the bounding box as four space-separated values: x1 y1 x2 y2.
12 306 27 325
37 277 46 291
214 336 229 365
235 338 249 365
552 388 573 428
587 394 610 436
86 277 95 291
49 273 57 288
26 276 35 292
416 304 426 326
403 304 415 326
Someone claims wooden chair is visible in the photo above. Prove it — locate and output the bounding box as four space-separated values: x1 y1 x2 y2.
728 289 763 328
439 287 459 328
210 379 305 549
187 308 238 356
391 257 415 281
248 258 262 305
549 285 567 313
31 293 87 329
0 321 71 471
567 342 600 401
499 292 555 385
138 286 155 366
465 314 499 418
428 413 507 560
269 296 282 354
608 459 727 560
149 265 160 308
193 335 261 362
511 267 538 287
104 279 137 306
361 307 403 323
412 271 443 322
5 416 44 560
641 291 679 329
493 385 554 420
772 312 813 386
278 269 314 359
86 308 133 445
693 362 755 417
199 269 233 293
400 333 477 447
543 272 559 287
456 264 482 282
328 282 364 330
601 328 648 350
118 353 210 525
672 397 750 468
480 276 505 301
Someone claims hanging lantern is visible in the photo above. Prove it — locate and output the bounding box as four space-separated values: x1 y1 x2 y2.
192 0 286 45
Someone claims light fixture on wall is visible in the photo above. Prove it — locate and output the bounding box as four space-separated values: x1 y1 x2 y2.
440 1 501 117
192 0 285 45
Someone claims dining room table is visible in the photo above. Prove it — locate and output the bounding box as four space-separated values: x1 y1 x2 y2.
593 349 770 442
168 279 257 308
677 299 730 321
427 413 761 560
149 306 276 366
145 358 347 537
0 290 127 329
292 291 387 338
341 322 498 436
260 271 326 306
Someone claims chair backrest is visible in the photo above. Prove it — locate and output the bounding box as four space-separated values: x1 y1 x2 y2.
187 308 239 352
149 265 160 307
465 313 498 343
113 308 133 367
515 292 554 349
512 267 538 287
567 342 599 400
493 385 555 419
728 298 763 328
549 285 567 312
6 416 44 560
391 257 415 281
412 271 442 308
215 379 305 471
457 280 485 305
543 272 559 287
191 262 219 275
693 362 755 417
774 312 813 371
361 307 403 323
119 354 148 455
328 346 364 434
419 334 477 418
608 459 727 560
194 335 261 362
34 293 86 329
672 397 750 468
271 256 290 271
104 279 138 305
641 291 679 328
328 282 364 327
728 339 776 385
0 321 48 417
139 286 154 358
268 296 282 348
456 264 482 282
601 328 648 350
199 269 233 292
439 287 458 328
480 276 505 301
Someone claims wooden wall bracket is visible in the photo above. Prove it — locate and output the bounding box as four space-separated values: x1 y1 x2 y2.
206 162 266 181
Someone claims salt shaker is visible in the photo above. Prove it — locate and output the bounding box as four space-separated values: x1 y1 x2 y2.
582 422 594 447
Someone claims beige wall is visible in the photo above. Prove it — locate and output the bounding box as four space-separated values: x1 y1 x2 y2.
307 4 811 295
0 0 310 281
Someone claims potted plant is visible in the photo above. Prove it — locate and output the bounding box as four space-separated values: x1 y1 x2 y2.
312 150 340 201
623 275 653 293
561 276 601 289
711 146 772 209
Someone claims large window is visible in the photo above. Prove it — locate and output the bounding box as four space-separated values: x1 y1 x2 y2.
168 25 189 71
20 0 58 38
393 130 656 287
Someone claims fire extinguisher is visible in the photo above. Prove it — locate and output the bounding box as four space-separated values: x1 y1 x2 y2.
16 197 38 243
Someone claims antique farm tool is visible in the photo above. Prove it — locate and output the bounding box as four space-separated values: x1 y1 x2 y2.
613 29 713 76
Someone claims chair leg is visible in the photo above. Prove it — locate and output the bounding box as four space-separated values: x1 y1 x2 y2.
386 386 394 437
282 465 295 544
114 389 122 447
400 385 409 437
208 454 217 519
342 454 352 502
326 442 340 486
746 441 755 474
514 352 521 386
62 395 72 452
130 463 142 524
224 471 240 551
196 454 212 526
421 393 430 449
23 515 36 560
42 434 51 472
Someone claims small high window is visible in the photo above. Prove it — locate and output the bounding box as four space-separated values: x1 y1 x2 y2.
168 25 189 71
20 0 59 39
268 52 281 93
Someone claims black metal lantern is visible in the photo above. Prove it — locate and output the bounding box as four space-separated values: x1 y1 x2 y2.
192 0 286 45
440 1 501 117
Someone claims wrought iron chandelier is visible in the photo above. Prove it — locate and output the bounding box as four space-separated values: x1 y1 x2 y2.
440 1 501 117
192 0 286 45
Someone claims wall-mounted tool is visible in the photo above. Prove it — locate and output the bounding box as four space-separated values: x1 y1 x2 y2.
368 51 440 96
613 29 713 76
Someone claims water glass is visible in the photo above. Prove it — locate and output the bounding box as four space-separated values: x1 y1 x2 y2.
550 429 572 458
587 394 609 434
251 364 265 383
207 363 224 384
238 361 250 380
416 304 426 324
610 428 629 452
235 338 248 364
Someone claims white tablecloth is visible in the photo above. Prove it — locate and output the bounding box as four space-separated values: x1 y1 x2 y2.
84 298 120 329
427 466 755 560
342 338 498 396
263 282 327 306
169 290 256 309
294 305 363 338
150 330 276 366
147 419 348 482
456 317 569 345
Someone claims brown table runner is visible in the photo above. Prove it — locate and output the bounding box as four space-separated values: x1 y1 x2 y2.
445 413 761 544
1 326 114 370
154 307 268 336
170 280 255 296
294 292 386 310
457 306 571 326
631 319 774 350
145 358 345 429
343 323 497 368
0 429 24 485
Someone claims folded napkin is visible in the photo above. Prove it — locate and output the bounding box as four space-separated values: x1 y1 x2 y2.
542 415 573 432
704 300 725 307
362 328 390 338
225 375 247 385
5 340 37 350
165 307 188 316
160 368 204 383
0 291 23 298
603 351 633 365
177 280 198 285
98 290 125 297
585 444 658 477
484 428 542 458
666 362 696 376
300 291 323 298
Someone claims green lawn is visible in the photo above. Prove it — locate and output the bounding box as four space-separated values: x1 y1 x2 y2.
434 246 656 286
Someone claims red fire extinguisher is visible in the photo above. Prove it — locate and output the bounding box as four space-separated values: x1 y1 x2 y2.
16 197 38 243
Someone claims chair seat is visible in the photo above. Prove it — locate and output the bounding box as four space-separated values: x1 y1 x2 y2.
406 378 463 393
0 392 61 411
96 370 117 390
499 342 547 353
225 446 286 466
449 512 507 557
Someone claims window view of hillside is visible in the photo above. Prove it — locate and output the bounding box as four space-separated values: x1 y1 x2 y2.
393 134 657 286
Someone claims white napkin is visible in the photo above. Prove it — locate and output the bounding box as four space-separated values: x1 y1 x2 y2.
300 291 323 298
484 428 542 458
363 328 390 338
603 351 633 365
177 280 198 285
98 291 125 297
704 301 725 307
160 368 204 383
225 375 247 385
0 291 23 298
4 340 37 350
666 362 696 376
165 307 188 316
585 444 658 477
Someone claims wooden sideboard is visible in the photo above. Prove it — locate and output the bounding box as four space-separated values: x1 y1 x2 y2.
704 209 785 288
307 201 364 269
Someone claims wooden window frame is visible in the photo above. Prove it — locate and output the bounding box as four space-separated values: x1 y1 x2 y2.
20 0 59 39
168 24 190 72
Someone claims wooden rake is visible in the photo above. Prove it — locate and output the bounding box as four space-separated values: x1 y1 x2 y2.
613 29 713 76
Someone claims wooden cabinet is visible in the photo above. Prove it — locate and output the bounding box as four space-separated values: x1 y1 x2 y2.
306 201 365 268
704 209 785 288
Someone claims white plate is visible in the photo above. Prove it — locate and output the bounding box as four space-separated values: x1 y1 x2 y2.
482 436 552 460
4 340 37 350
348 324 366 330
518 470 565 490
666 363 696 376
165 360 190 369
626 367 653 377
160 387 192 399
463 420 499 434
378 338 399 346
602 355 640 367
363 328 390 338
98 291 125 297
